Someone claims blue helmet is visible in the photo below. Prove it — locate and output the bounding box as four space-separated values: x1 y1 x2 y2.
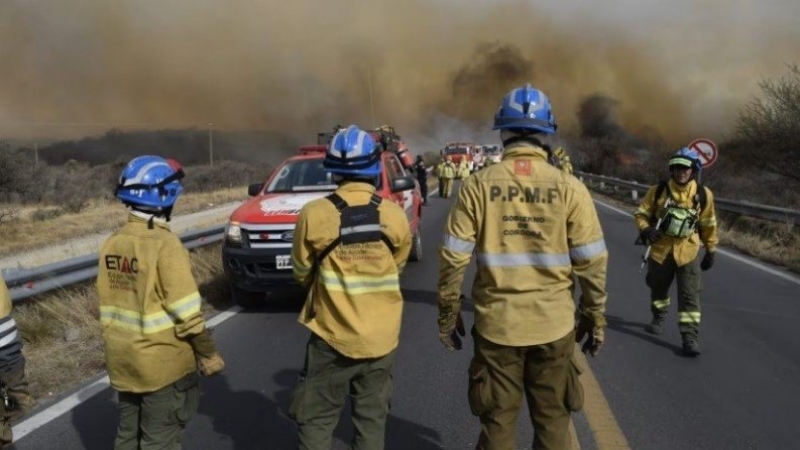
115 155 185 211
323 125 381 177
493 84 556 134
669 147 702 173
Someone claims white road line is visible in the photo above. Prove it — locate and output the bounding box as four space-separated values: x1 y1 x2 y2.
594 199 800 286
12 304 242 441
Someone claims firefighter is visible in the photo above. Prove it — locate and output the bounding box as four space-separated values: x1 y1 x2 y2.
438 84 608 450
440 155 457 198
436 158 446 198
98 155 225 450
0 276 31 449
458 158 471 179
414 155 429 204
290 125 412 450
552 146 574 174
634 148 718 356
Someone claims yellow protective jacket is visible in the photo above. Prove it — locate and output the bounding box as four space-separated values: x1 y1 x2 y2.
97 212 207 393
0 277 10 318
554 147 573 175
292 181 412 359
439 143 608 346
634 179 718 266
0 276 25 378
440 162 457 179
458 161 471 178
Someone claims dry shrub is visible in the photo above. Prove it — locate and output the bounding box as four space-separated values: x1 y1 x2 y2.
717 213 800 272
182 160 273 193
14 285 105 402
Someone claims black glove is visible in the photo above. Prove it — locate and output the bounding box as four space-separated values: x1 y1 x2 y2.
575 312 605 357
700 251 715 271
439 312 466 351
641 227 661 245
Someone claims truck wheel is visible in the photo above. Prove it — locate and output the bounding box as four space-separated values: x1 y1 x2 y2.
230 285 264 308
409 230 423 262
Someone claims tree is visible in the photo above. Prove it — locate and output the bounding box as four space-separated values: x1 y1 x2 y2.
734 65 800 184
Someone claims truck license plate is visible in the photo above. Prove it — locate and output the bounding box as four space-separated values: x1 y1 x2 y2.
275 255 292 270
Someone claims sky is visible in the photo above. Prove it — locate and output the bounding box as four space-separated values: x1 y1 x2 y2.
1 0 798 148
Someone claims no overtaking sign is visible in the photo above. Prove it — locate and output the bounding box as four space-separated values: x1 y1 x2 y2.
688 138 718 168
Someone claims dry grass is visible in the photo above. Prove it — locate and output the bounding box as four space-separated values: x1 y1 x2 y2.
15 242 232 406
0 186 246 257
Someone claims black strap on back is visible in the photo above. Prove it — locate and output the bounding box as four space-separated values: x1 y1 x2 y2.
316 193 394 264
303 193 395 320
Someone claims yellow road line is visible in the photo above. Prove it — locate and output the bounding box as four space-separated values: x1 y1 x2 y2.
569 418 581 450
574 344 631 449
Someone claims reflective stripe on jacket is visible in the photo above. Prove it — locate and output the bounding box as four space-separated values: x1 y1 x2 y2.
0 278 25 377
634 179 718 266
439 143 608 346
292 181 412 359
97 213 206 393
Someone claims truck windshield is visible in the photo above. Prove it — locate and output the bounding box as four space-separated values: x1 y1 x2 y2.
266 159 337 193
444 147 469 155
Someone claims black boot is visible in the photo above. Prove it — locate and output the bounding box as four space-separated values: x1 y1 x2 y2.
682 334 702 357
645 316 665 335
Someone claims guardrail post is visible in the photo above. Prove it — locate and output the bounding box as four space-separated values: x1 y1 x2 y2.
632 190 638 201
600 181 605 190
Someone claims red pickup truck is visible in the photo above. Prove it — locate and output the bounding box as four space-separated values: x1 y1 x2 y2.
222 140 424 306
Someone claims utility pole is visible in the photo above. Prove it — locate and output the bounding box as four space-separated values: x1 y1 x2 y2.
208 123 214 167
368 67 375 127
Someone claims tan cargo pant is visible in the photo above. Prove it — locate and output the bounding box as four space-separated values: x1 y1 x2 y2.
289 334 396 450
114 372 200 450
646 252 703 337
442 178 454 198
1 367 32 449
469 330 581 450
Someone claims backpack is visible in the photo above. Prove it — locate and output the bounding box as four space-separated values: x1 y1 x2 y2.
635 181 708 245
304 193 395 318
317 193 395 261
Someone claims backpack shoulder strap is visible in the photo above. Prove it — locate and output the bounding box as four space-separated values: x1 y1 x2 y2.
695 184 708 211
369 193 383 207
368 193 396 253
316 194 349 262
326 193 349 212
655 180 669 205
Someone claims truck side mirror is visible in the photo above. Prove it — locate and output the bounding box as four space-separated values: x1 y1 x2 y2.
390 175 415 193
248 183 264 196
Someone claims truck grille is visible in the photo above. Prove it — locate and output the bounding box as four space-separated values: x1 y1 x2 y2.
240 223 295 249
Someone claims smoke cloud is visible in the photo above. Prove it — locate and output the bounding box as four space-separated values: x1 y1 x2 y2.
1 0 799 151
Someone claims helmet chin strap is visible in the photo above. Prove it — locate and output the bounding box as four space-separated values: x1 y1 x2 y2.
130 206 173 229
500 129 550 154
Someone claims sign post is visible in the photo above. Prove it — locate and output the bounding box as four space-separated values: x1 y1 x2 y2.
688 138 718 169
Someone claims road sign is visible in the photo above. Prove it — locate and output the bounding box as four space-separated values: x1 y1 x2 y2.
688 138 718 168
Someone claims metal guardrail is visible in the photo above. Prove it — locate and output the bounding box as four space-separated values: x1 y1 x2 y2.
578 172 800 226
6 169 796 301
3 224 225 302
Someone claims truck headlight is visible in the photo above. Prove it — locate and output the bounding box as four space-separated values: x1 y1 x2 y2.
225 221 242 244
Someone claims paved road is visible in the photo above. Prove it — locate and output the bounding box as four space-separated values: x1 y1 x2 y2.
12 188 800 449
